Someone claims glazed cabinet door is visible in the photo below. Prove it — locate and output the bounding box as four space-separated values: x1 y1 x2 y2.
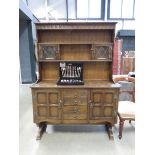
32 89 61 121
89 89 116 120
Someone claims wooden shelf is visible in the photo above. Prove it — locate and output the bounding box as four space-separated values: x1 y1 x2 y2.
38 42 113 45
31 80 120 89
38 59 112 62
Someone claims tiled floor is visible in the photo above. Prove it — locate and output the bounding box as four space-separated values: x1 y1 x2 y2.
19 84 135 155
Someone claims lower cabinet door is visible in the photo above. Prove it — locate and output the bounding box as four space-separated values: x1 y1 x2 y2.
89 89 115 120
32 89 61 120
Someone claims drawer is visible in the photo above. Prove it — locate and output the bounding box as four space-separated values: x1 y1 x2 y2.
63 89 88 105
63 89 87 98
63 114 87 120
63 105 87 114
63 98 87 105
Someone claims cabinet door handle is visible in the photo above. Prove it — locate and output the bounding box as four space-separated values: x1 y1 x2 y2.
88 100 92 104
88 100 93 108
58 100 62 109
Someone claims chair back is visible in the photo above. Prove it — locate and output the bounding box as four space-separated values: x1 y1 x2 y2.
113 76 135 102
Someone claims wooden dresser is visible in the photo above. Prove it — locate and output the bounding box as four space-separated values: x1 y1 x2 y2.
31 22 120 140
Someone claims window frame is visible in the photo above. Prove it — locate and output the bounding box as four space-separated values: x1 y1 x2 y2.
107 0 135 20
76 0 104 20
36 0 106 21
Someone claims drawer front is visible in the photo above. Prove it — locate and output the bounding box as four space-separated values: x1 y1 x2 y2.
63 114 87 120
63 89 88 98
63 105 87 114
63 89 88 105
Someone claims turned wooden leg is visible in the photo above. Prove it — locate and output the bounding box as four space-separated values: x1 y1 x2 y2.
129 120 131 123
36 123 47 140
119 120 124 139
105 124 114 140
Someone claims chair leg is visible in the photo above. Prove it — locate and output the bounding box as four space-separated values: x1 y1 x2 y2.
119 120 124 139
129 120 131 123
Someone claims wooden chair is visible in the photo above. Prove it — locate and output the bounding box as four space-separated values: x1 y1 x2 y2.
113 76 135 139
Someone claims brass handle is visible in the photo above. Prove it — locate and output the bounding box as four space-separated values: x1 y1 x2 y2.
88 100 92 104
88 100 93 108
74 95 78 98
73 108 79 113
73 100 78 105
73 110 78 113
74 100 78 104
74 115 79 118
58 100 62 109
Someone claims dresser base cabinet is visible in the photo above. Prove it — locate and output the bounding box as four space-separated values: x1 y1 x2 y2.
31 88 119 140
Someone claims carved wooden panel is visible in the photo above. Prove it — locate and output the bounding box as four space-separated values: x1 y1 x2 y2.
33 89 61 120
49 107 61 118
36 23 116 30
90 90 114 120
49 92 59 105
37 106 47 117
37 92 47 104
48 91 61 119
104 107 113 117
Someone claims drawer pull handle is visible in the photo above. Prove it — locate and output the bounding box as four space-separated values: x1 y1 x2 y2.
74 115 79 118
73 109 78 113
74 100 78 104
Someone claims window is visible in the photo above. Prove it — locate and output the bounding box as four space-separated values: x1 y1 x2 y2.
27 0 105 21
109 0 122 18
122 0 134 18
68 0 76 19
77 0 101 18
27 0 46 19
48 0 67 19
108 0 135 19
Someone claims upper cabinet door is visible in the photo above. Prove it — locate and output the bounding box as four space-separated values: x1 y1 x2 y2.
38 44 60 60
89 89 116 120
91 44 113 60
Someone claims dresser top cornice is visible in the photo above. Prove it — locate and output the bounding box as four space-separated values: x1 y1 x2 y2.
35 22 117 30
